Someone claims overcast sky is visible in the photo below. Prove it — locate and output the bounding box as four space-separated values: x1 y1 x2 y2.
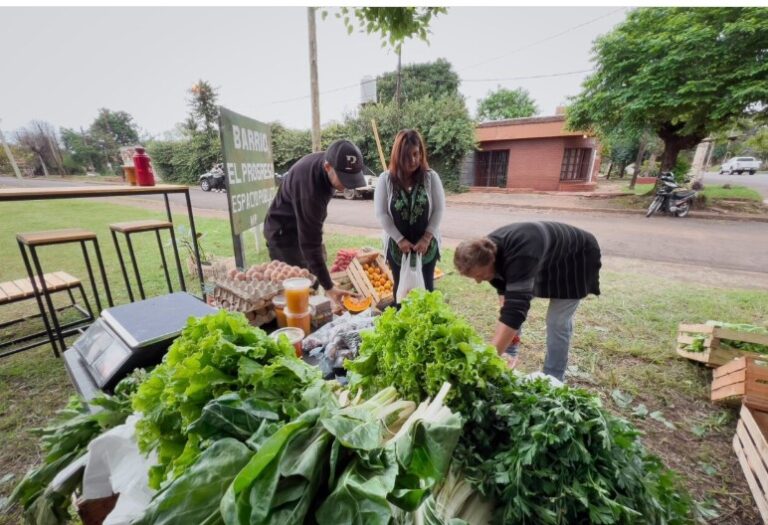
0 6 628 139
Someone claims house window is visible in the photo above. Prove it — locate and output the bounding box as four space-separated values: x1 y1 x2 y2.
474 150 509 187
560 148 592 182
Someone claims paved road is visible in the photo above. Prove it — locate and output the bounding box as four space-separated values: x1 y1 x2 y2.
2 176 767 274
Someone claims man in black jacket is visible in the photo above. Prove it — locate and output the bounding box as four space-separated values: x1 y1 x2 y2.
264 140 366 304
454 222 602 381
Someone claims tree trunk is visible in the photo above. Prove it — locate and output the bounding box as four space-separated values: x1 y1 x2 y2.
660 141 682 172
656 122 704 173
605 161 613 179
38 153 49 176
629 132 648 190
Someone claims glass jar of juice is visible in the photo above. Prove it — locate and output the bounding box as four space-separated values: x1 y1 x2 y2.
285 309 312 336
272 295 287 328
269 327 305 358
283 277 311 313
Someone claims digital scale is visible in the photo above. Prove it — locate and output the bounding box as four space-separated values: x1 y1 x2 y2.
63 292 216 400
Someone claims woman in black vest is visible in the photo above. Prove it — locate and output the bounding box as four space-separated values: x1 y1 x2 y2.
374 130 446 301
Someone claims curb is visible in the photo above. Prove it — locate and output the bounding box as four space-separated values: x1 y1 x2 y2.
447 200 768 223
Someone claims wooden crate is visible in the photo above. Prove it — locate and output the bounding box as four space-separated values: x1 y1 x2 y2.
676 323 768 367
733 405 768 524
712 357 768 412
330 270 354 292
346 251 394 309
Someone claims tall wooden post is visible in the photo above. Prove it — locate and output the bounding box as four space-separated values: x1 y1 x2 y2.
307 7 321 152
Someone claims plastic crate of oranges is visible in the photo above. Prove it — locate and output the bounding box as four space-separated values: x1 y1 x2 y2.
363 262 393 296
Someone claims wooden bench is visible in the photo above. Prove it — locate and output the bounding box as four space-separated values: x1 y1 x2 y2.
0 272 82 304
0 271 93 358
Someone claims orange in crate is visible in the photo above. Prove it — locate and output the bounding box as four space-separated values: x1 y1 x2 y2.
346 252 394 309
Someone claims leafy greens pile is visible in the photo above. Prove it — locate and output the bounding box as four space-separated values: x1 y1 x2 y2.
132 309 322 489
130 310 463 525
134 381 461 525
347 290 694 524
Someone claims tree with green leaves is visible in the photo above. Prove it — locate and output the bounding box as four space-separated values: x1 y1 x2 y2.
568 7 768 170
146 81 222 183
746 127 768 163
476 87 538 122
90 109 139 147
60 128 102 173
335 7 446 51
270 122 312 174
376 58 459 104
333 7 447 109
188 80 219 137
342 95 475 190
88 108 140 172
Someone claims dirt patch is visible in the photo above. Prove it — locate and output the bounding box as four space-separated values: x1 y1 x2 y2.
708 199 768 215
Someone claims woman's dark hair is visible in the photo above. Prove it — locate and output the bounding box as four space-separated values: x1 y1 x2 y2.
388 129 429 191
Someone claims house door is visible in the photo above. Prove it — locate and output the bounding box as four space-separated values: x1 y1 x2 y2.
474 150 509 188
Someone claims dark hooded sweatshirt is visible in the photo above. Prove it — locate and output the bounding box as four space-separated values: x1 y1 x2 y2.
263 152 334 289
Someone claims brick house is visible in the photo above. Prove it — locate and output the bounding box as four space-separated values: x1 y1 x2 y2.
462 114 600 192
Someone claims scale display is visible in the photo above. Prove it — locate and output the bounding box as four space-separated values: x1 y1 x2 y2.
65 293 216 395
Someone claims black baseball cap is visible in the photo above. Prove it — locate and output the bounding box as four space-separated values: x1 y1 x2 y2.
325 140 366 189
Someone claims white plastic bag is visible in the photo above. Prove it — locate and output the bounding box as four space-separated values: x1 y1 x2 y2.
396 252 426 303
81 414 157 525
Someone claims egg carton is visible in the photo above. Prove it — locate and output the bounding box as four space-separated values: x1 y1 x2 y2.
245 307 276 327
212 277 281 312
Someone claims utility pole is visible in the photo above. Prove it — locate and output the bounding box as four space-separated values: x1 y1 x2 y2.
395 47 403 110
307 7 321 152
0 118 23 179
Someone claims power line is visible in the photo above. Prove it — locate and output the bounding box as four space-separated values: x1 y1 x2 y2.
264 8 625 106
267 82 360 106
461 69 594 83
457 7 627 73
266 68 596 105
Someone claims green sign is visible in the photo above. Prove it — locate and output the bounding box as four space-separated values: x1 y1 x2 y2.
219 106 277 236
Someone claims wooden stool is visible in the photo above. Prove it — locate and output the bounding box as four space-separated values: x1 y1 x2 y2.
17 229 113 356
109 219 185 302
0 271 94 358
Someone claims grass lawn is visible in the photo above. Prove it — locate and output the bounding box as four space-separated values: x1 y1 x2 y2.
701 185 764 202
2 199 767 523
625 183 656 196
623 182 763 202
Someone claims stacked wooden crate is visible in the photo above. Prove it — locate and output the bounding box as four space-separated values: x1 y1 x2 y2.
676 322 768 522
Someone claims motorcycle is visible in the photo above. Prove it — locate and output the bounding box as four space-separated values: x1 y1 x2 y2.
645 172 698 218
199 164 227 192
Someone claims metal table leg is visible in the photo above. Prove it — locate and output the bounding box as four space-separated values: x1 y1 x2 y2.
17 241 60 357
29 246 66 355
184 190 205 299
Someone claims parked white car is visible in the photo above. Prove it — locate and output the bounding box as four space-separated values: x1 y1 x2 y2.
334 171 378 200
719 156 761 175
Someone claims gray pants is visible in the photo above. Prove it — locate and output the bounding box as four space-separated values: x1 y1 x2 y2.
505 298 581 382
